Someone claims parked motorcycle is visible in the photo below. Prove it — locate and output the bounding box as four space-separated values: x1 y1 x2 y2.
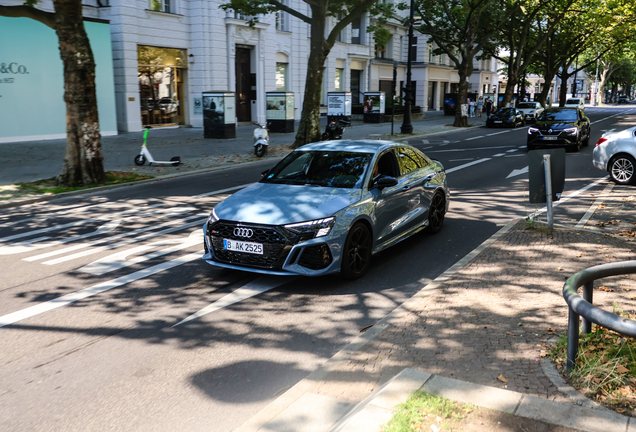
321 118 350 141
253 123 269 157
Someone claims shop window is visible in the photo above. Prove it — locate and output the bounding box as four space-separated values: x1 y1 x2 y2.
150 0 173 13
276 63 288 91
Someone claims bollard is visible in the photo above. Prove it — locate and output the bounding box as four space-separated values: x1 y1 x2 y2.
544 154 553 229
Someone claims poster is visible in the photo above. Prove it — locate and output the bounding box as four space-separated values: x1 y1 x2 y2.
327 93 352 117
267 96 286 120
203 95 225 124
193 97 202 115
286 95 294 120
363 93 385 114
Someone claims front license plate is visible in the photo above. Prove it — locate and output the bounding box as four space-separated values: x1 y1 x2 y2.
223 239 263 254
494 121 502 124
542 136 558 141
526 115 533 119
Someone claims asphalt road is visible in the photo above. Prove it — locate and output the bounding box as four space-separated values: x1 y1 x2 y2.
1 106 634 431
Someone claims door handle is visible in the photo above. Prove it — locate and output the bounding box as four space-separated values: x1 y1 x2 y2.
402 185 410 191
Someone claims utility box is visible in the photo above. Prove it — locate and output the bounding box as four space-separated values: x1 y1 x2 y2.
202 91 236 139
528 148 566 203
363 92 385 123
266 92 295 133
327 92 352 124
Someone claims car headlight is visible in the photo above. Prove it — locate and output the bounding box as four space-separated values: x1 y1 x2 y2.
285 217 336 239
528 127 539 135
563 127 578 135
207 208 219 225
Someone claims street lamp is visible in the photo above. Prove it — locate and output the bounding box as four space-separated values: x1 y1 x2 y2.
400 0 415 134
593 51 600 106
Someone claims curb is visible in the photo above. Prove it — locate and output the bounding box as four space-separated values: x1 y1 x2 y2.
235 217 521 432
335 368 630 432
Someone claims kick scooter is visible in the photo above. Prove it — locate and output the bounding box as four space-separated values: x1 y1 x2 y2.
134 126 181 166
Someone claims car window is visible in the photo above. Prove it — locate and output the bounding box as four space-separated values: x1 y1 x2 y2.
517 103 534 109
262 150 373 189
565 99 580 105
538 109 578 122
497 108 515 115
396 147 427 176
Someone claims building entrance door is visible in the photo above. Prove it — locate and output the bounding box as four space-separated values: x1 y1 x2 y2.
235 48 252 122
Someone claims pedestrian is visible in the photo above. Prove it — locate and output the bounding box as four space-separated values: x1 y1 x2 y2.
477 96 483 118
469 98 476 117
485 98 492 117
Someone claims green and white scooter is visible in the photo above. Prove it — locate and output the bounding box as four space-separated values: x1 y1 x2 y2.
134 126 181 166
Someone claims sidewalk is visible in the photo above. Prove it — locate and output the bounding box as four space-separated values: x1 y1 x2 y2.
238 183 636 432
0 110 487 186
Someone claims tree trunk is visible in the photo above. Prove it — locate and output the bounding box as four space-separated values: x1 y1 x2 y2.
537 73 556 108
500 63 518 108
53 0 106 186
453 61 471 127
558 74 569 106
292 7 328 148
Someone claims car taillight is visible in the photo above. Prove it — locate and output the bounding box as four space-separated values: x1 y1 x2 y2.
595 138 608 147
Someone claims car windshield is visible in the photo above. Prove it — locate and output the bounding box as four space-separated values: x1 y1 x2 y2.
496 108 515 116
517 103 535 109
261 150 374 189
538 109 578 121
565 99 580 105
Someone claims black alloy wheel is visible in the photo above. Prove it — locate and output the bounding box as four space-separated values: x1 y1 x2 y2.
341 223 372 280
609 155 636 185
427 192 446 234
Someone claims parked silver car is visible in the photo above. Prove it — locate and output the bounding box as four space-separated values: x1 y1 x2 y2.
202 141 450 279
593 126 636 184
517 101 544 123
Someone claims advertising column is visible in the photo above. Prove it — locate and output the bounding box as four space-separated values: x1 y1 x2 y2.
202 91 236 139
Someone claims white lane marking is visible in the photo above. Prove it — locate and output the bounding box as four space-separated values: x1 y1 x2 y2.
590 110 636 125
79 230 202 275
449 158 475 162
443 140 450 144
530 176 609 218
504 154 526 158
173 276 294 327
465 136 485 141
486 131 511 136
0 253 202 328
493 153 505 157
0 204 167 244
0 220 121 255
194 184 253 198
576 182 614 228
42 218 206 265
24 211 202 262
426 146 515 153
518 146 526 149
446 158 491 174
506 166 529 179
506 149 518 153
422 146 433 150
422 139 430 144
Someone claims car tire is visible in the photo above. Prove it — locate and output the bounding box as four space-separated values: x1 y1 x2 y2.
427 192 446 234
341 223 372 280
609 155 636 185
568 138 582 152
527 144 535 151
582 134 590 147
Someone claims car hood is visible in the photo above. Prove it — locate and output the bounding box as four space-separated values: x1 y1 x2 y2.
535 121 576 130
213 182 361 225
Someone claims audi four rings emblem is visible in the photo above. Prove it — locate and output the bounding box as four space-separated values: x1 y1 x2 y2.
234 228 254 238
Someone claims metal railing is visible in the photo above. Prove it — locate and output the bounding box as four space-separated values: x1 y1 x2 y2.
562 261 636 370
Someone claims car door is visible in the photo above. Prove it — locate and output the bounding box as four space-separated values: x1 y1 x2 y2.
370 150 414 246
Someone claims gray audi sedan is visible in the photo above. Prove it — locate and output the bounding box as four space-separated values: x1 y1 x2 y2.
593 125 636 184
202 140 449 279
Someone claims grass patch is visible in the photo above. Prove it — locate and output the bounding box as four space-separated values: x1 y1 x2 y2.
382 391 473 431
550 304 636 416
0 171 153 201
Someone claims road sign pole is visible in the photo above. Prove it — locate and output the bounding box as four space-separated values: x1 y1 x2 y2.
544 154 554 229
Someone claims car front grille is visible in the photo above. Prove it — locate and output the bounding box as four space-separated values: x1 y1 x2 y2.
208 222 292 270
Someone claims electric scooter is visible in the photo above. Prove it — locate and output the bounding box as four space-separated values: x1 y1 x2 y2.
253 123 269 157
134 126 181 166
321 118 350 141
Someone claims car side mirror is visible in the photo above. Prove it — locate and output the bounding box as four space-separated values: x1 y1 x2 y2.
261 169 271 178
374 175 398 190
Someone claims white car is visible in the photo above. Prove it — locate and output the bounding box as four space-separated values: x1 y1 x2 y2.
593 126 636 184
564 97 585 111
516 101 544 123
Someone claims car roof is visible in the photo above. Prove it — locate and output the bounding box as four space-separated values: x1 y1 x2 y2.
298 140 406 153
544 107 578 111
